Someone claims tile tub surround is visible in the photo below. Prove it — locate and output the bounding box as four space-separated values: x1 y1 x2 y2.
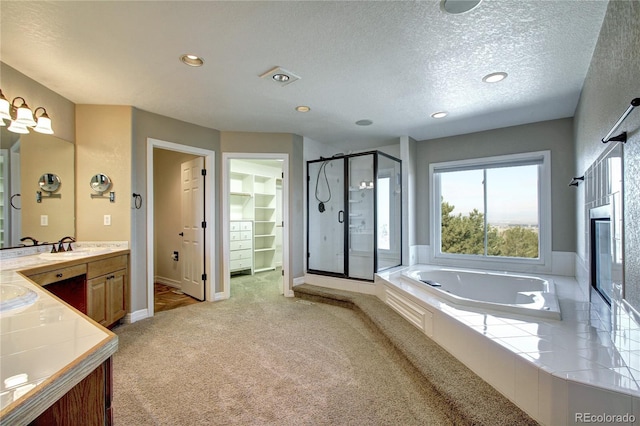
0 249 122 424
377 266 640 425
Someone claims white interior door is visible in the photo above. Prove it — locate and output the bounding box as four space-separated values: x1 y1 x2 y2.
181 157 205 300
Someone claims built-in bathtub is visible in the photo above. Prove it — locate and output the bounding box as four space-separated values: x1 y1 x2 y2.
402 265 561 320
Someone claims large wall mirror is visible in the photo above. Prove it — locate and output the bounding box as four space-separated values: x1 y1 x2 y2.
0 128 75 248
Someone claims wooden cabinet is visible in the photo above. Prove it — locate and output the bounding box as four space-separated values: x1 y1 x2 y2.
87 255 128 328
27 264 88 314
30 358 113 426
25 252 128 329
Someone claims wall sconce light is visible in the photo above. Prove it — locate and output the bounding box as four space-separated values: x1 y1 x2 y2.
0 89 54 135
359 181 374 189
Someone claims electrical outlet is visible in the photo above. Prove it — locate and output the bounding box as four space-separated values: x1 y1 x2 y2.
104 215 111 226
40 215 48 226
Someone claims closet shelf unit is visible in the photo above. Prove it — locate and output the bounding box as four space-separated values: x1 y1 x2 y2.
229 168 278 274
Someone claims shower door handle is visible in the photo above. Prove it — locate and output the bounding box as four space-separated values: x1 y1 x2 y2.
338 210 344 223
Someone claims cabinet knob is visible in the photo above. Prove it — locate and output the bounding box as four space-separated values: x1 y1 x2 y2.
56 273 63 278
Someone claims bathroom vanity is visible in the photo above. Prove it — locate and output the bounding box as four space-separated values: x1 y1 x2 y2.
25 252 129 328
0 247 128 425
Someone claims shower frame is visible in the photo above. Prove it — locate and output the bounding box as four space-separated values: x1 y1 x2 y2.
306 150 402 282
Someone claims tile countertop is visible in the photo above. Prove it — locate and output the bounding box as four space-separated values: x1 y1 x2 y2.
0 244 127 425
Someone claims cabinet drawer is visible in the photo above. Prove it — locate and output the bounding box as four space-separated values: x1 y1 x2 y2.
231 221 252 232
87 255 128 279
29 264 88 286
230 259 252 271
230 240 252 251
230 249 252 261
230 231 251 241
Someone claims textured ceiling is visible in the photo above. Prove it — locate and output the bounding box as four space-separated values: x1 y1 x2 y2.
0 1 609 149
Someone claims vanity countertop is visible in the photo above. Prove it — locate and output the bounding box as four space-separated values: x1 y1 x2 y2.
0 246 128 425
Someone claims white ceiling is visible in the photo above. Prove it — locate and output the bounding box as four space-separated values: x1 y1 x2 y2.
1 1 609 150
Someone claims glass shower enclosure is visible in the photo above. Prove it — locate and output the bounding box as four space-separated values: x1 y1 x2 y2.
307 151 402 281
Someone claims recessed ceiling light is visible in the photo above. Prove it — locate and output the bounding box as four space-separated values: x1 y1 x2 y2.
180 54 204 67
482 72 508 83
295 106 311 113
431 111 448 119
355 119 373 126
273 74 290 82
259 67 301 86
441 0 482 14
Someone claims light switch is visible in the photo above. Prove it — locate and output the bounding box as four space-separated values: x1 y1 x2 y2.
40 215 48 226
104 215 111 226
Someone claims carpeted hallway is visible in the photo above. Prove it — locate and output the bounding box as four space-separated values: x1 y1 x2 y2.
112 270 455 425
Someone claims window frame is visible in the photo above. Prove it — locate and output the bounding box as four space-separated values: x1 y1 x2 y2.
429 150 552 272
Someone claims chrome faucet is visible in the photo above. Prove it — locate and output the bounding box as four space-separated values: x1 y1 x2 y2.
57 236 76 252
20 236 39 246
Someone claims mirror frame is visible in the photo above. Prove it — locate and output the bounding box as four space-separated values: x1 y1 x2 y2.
90 173 112 194
38 173 61 193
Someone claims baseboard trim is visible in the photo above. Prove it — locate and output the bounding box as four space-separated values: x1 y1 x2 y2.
154 276 181 288
214 291 228 301
126 309 149 324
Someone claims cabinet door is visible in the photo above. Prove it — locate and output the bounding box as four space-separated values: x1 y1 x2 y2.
87 276 107 325
108 270 127 324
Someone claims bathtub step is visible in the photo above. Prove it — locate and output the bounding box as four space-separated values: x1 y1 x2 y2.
293 284 537 426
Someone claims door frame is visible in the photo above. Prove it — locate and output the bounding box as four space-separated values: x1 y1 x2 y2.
147 138 216 316
222 152 291 298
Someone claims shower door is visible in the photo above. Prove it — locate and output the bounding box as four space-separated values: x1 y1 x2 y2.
348 154 375 280
307 158 346 276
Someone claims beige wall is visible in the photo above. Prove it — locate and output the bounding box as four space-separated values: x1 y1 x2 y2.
20 132 75 244
75 105 132 241
154 149 198 286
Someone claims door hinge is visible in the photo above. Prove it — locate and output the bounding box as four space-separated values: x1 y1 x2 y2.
202 273 207 281
202 221 207 228
201 169 207 176
281 172 284 179
281 269 284 276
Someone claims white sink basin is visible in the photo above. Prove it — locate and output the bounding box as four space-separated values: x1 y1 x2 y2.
0 284 38 313
39 248 112 260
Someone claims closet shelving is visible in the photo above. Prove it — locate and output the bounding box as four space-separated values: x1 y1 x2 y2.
253 175 276 273
229 169 278 274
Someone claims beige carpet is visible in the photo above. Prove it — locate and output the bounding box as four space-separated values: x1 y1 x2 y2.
112 270 455 425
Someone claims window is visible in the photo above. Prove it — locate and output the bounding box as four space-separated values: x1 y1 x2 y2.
431 151 551 269
377 176 390 250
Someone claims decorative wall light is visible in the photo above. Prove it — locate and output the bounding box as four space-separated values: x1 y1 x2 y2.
0 89 54 135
